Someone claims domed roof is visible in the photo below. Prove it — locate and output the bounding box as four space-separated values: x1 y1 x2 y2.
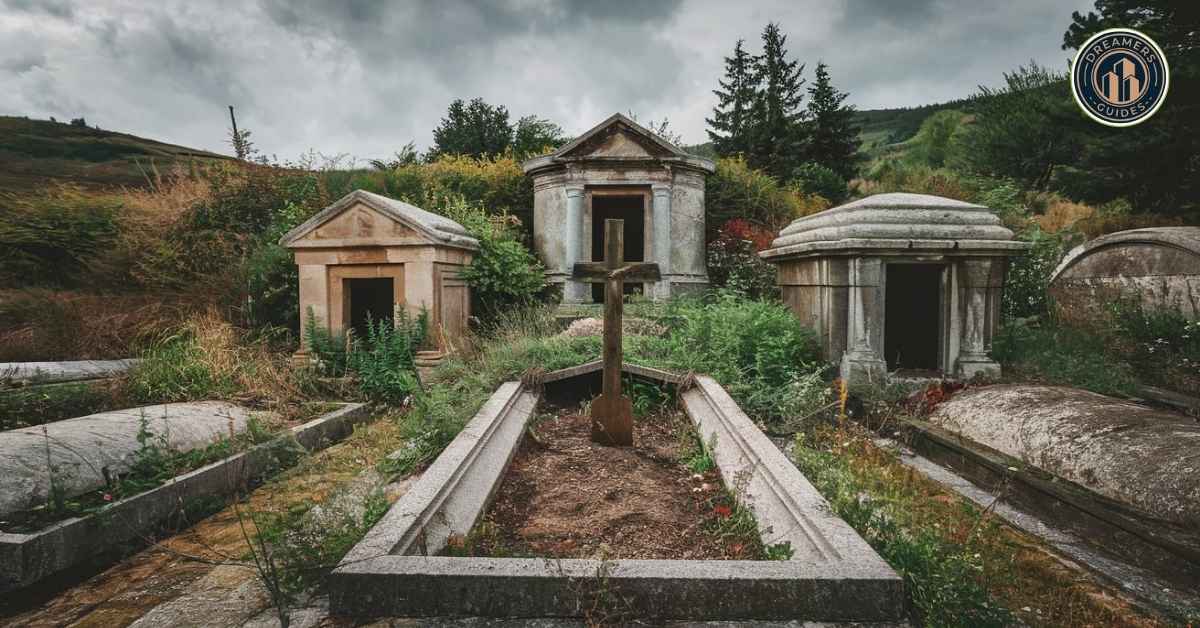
761 193 1027 260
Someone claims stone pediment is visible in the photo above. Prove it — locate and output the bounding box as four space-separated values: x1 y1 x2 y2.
521 113 714 174
280 190 478 250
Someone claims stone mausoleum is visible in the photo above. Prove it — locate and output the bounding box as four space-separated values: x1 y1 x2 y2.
761 193 1027 382
280 190 478 356
1049 227 1200 324
522 113 714 302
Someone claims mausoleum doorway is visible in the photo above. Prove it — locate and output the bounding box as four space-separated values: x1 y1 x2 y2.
347 277 395 338
884 263 943 373
590 192 646 302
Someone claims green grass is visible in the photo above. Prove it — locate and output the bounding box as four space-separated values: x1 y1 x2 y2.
0 381 119 431
993 320 1141 397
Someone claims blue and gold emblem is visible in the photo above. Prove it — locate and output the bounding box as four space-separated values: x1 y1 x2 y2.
1071 28 1169 127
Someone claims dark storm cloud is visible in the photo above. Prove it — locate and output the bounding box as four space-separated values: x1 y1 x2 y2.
0 0 1093 160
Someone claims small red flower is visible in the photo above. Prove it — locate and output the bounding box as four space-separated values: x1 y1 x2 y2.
103 493 113 502
713 504 732 518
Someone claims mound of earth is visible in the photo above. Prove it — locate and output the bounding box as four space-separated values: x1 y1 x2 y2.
559 317 665 338
929 384 1200 527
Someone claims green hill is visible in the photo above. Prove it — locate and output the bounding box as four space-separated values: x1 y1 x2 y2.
853 98 972 159
0 116 231 195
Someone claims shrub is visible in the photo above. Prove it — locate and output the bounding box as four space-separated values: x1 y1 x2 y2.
706 233 779 301
346 310 428 405
440 197 546 320
903 109 967 168
992 319 1138 396
706 156 828 240
662 296 824 420
791 161 846 204
1002 226 1075 320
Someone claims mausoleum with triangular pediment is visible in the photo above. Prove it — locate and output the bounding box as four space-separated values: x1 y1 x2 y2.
279 190 478 356
522 113 715 302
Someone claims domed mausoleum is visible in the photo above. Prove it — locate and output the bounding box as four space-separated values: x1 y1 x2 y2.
760 193 1028 382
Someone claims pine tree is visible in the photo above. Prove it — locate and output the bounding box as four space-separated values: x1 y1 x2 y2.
803 61 861 181
747 22 807 180
706 39 757 157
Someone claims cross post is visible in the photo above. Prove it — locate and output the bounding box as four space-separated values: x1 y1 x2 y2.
572 219 660 446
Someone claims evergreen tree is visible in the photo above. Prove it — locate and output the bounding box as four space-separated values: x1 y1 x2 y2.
803 62 861 181
430 98 512 158
747 22 807 180
512 115 567 158
706 39 757 157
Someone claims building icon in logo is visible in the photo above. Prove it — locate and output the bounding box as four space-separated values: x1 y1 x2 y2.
1071 28 1169 127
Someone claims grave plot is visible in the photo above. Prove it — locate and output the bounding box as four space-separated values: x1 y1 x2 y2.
452 402 777 562
0 401 373 593
328 366 903 622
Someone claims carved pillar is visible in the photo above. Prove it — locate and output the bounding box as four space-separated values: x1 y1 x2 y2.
562 186 588 303
955 258 1002 379
651 184 672 299
840 256 887 384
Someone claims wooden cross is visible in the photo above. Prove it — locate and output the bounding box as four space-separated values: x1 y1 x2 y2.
573 219 661 446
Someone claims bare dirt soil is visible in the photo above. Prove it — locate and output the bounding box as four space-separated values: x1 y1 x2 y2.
461 405 763 560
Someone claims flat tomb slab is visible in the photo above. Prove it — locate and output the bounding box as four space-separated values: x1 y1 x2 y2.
330 372 902 622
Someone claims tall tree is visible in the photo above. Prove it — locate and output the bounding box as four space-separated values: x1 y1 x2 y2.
706 39 757 157
803 62 861 181
512 115 568 158
430 98 512 158
747 22 807 180
1060 0 1199 214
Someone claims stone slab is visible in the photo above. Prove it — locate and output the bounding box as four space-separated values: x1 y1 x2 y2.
0 401 257 517
330 374 902 622
0 403 371 593
0 359 141 385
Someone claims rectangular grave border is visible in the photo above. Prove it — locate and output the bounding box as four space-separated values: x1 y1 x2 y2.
0 402 371 593
329 371 904 622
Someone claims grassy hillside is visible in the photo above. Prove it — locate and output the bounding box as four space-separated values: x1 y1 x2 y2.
853 98 972 159
0 116 231 194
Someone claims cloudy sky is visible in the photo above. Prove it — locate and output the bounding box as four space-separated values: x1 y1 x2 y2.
1 0 1093 162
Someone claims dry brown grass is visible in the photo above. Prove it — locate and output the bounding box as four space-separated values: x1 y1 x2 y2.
0 289 208 361
1035 197 1097 233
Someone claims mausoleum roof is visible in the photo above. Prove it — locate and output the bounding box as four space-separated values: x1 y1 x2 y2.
279 190 478 250
521 113 715 175
761 193 1027 260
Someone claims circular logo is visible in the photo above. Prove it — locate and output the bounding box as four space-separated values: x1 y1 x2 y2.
1071 28 1169 127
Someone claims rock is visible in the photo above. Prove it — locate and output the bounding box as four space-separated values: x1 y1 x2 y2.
928 384 1200 527
0 401 258 518
0 359 140 385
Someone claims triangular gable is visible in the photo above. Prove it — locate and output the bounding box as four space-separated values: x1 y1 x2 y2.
280 190 478 250
552 113 686 160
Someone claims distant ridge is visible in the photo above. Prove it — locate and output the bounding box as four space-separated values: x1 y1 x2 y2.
0 116 232 194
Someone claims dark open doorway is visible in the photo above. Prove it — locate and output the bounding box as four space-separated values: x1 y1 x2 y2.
884 264 942 372
347 278 394 339
591 194 645 302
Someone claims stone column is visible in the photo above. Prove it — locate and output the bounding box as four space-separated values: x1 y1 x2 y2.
840 257 887 384
293 264 328 364
562 186 588 303
651 184 672 299
955 258 1001 379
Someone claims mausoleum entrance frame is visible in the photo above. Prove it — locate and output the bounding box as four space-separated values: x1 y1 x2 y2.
880 258 953 374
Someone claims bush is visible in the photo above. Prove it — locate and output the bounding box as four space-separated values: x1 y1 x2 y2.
992 319 1138 396
662 296 824 420
440 197 546 321
706 156 828 240
347 310 428 405
1003 226 1075 320
706 232 778 301
791 162 846 205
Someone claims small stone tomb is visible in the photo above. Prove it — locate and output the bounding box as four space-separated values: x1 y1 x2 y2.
1049 227 1200 324
522 113 714 303
761 193 1028 382
280 190 478 356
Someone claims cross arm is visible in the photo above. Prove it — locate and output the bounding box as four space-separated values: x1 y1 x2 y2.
572 262 661 283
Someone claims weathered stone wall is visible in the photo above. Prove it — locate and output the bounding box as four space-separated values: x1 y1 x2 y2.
1049 227 1200 324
